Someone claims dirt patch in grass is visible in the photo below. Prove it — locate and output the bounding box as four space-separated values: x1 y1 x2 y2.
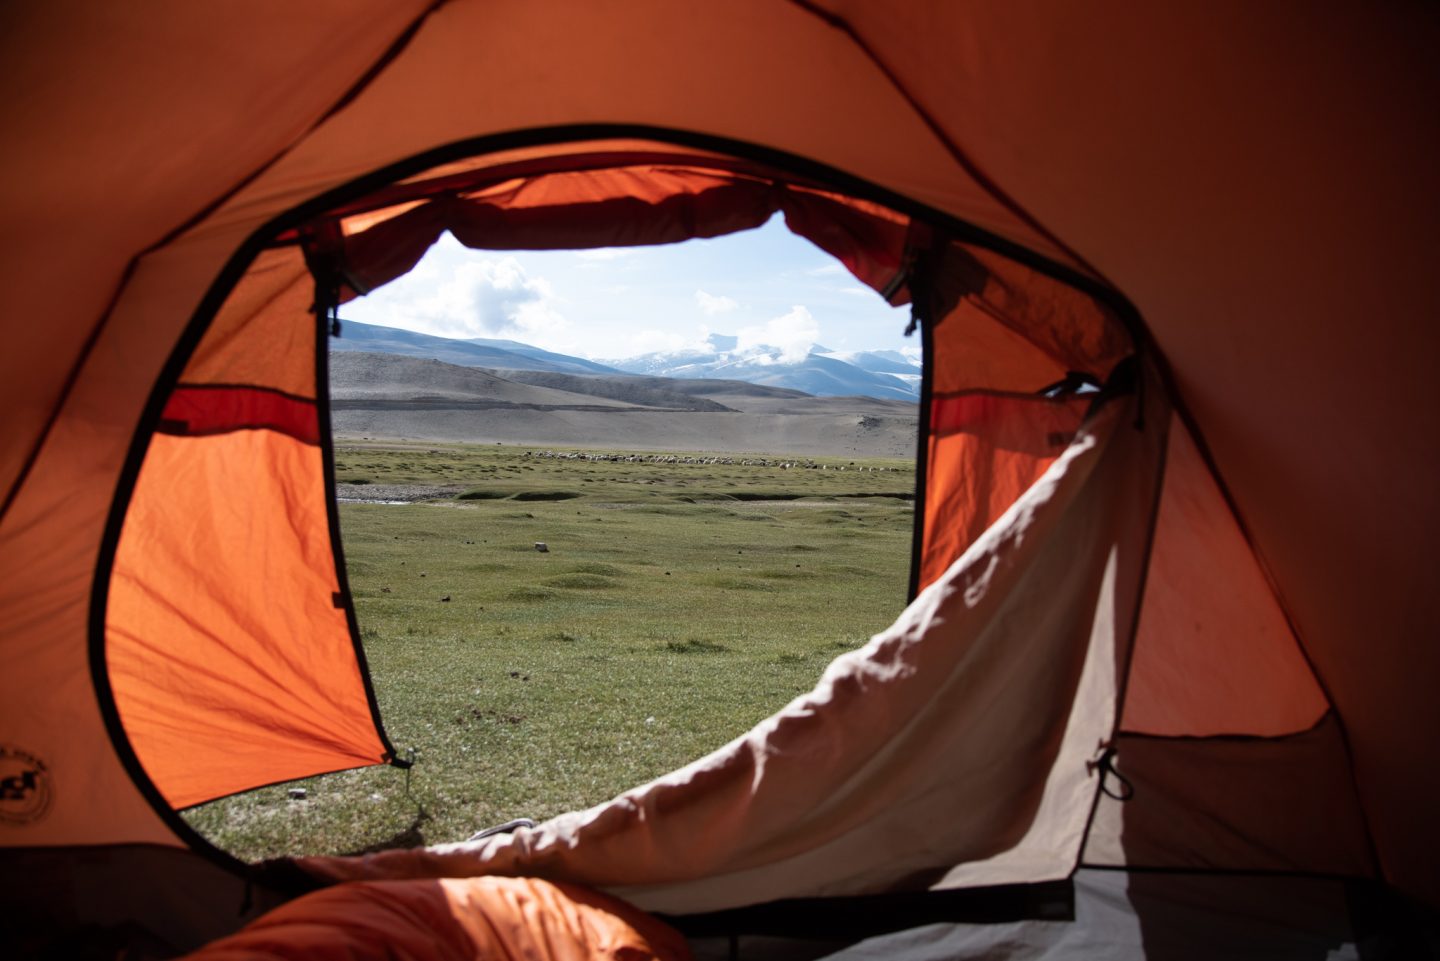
663 639 731 654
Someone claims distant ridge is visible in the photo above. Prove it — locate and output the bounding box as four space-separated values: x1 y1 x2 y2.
485 369 736 412
332 319 622 375
329 350 917 458
334 321 922 401
329 352 641 409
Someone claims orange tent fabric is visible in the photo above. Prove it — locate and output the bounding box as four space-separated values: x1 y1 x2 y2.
918 391 1090 592
108 428 391 808
1 3 1436 954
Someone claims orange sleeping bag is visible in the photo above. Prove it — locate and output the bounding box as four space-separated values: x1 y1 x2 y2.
182 876 691 961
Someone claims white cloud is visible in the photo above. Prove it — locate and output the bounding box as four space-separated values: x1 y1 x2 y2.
737 305 820 364
694 289 739 315
357 255 572 348
464 260 546 331
339 220 915 363
838 285 873 297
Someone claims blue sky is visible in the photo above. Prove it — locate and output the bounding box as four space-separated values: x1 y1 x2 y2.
341 216 915 362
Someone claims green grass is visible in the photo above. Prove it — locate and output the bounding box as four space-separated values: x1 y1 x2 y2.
183 443 915 860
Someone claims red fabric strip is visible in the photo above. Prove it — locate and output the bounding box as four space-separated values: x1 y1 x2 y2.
931 392 1085 447
158 385 320 445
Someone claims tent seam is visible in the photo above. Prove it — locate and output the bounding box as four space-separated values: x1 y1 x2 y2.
0 0 447 528
1116 707 1333 744
785 0 1113 286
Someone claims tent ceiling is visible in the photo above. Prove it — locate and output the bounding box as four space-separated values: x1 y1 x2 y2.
0 0 1435 904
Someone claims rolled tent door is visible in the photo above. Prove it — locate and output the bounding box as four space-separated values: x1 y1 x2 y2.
106 245 397 810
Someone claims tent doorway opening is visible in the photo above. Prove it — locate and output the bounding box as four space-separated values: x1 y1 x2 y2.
99 135 1130 871
179 219 924 860
182 221 921 858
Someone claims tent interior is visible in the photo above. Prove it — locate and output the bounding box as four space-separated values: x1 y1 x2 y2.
2 3 1437 959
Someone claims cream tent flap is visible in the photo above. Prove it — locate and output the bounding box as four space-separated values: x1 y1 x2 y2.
301 370 1167 913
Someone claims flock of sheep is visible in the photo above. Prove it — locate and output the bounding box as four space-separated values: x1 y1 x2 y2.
521 450 900 472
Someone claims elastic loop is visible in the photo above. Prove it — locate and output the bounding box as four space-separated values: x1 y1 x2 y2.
1089 744 1135 801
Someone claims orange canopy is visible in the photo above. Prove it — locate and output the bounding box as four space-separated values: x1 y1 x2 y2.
1 3 1436 955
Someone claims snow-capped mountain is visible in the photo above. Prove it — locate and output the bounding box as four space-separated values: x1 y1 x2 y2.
600 334 921 401
331 323 922 402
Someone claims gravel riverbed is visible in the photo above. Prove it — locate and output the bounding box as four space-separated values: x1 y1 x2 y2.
335 483 460 503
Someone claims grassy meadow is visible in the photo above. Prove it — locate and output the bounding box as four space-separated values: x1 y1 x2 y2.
182 442 916 860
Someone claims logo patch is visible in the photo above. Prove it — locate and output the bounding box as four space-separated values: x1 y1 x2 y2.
0 744 52 825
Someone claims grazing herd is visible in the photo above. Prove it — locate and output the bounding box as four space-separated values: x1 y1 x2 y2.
522 450 898 472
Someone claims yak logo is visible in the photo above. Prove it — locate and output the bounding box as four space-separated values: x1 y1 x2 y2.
0 744 51 824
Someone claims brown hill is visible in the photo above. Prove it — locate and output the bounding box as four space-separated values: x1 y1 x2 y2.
330 352 917 458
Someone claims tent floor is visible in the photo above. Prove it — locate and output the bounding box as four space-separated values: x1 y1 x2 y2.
688 870 1440 961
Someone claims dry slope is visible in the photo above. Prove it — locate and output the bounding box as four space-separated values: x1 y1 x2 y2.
330 351 917 458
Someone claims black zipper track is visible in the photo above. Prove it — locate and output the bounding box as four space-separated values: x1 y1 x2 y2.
311 279 404 768
905 268 937 602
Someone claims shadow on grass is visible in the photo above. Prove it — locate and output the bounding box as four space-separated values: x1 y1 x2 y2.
545 573 619 589
663 638 731 654
342 806 431 856
506 586 558 601
455 489 581 501
455 489 510 500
